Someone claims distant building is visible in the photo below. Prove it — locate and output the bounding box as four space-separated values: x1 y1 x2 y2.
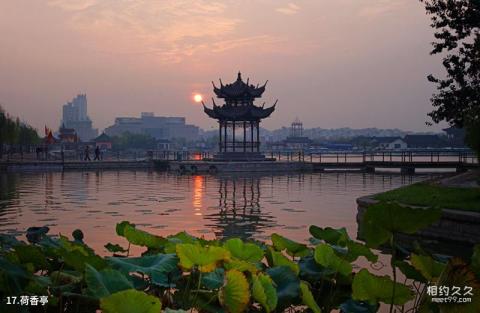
443 127 466 147
93 133 112 150
157 139 172 151
404 135 446 148
372 137 407 150
271 119 312 151
58 124 78 143
104 112 199 141
61 94 98 141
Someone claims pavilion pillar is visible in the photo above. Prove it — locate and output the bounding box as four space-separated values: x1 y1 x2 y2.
250 121 254 152
243 121 247 152
232 121 236 152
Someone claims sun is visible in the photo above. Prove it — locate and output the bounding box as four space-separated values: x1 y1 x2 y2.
194 94 203 103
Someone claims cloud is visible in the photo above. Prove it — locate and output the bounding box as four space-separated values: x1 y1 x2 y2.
48 0 97 11
358 0 406 18
276 3 300 15
211 35 283 53
47 0 248 62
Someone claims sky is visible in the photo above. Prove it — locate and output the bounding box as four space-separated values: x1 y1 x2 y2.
0 0 447 132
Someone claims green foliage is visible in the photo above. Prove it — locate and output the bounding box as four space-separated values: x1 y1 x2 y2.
421 0 480 154
300 281 321 313
271 233 310 258
219 270 250 313
375 183 480 212
361 202 441 247
268 248 300 275
410 254 446 282
0 106 40 147
111 132 157 151
105 243 127 253
122 223 167 249
309 225 349 246
310 226 377 263
352 269 414 305
176 243 230 272
339 299 378 313
201 268 224 289
100 289 162 313
314 244 352 276
85 264 133 298
252 273 277 313
0 221 477 313
224 238 264 262
108 254 178 286
266 266 301 310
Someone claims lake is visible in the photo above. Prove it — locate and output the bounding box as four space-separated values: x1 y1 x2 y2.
0 170 435 253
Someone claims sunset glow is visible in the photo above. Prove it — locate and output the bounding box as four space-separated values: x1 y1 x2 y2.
0 1 445 132
194 94 203 103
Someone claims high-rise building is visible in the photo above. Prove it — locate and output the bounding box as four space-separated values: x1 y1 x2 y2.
61 94 98 141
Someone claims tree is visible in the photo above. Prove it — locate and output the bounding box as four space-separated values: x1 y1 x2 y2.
0 105 40 158
421 0 480 155
111 132 157 151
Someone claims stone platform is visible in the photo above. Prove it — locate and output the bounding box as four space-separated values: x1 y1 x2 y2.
168 160 312 173
211 152 273 162
1 160 152 172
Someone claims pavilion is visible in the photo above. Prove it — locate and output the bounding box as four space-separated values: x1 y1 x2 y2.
203 72 277 161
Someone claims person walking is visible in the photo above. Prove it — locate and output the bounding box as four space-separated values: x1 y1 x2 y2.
84 145 91 161
94 146 101 161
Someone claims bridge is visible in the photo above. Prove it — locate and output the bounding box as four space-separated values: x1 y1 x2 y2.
1 149 477 174
159 149 478 174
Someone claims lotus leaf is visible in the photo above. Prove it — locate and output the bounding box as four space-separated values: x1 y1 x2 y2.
361 202 441 247
252 273 277 313
300 281 321 313
219 270 250 313
352 269 414 305
100 289 162 313
176 244 230 272
314 244 352 276
224 238 264 262
271 233 310 258
85 264 133 298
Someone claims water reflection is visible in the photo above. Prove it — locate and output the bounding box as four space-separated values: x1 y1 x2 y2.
0 171 435 251
193 175 203 215
205 175 276 239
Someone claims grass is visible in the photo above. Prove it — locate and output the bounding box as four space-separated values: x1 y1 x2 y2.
374 183 480 212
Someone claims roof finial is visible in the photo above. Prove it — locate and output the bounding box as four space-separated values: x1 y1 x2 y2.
219 78 223 87
212 81 217 89
237 71 242 81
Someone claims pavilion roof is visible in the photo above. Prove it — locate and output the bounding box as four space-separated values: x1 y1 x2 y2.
203 102 276 121
213 72 267 99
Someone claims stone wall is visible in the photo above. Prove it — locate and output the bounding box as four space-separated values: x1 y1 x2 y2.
1 160 153 172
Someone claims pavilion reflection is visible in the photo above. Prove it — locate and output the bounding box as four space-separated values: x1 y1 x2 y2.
193 175 203 216
204 174 277 240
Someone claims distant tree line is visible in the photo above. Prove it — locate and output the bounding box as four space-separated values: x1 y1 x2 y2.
0 105 40 158
110 132 157 151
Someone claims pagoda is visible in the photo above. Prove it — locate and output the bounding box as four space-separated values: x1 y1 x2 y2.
203 72 277 161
